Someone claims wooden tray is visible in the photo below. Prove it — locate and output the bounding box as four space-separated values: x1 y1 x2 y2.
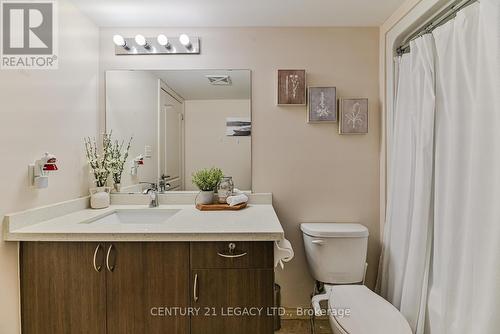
196 202 247 211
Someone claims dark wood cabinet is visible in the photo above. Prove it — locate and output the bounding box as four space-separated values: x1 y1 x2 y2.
190 241 274 269
191 241 275 334
20 242 107 334
21 242 190 334
20 241 274 334
106 242 190 334
191 269 274 334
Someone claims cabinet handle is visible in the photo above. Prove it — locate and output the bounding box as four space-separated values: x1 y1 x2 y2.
93 244 103 272
217 242 248 258
106 244 115 272
217 251 248 258
193 274 199 302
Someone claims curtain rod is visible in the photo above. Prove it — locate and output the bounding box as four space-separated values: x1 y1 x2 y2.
396 0 478 55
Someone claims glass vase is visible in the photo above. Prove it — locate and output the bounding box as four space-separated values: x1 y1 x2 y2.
217 176 234 204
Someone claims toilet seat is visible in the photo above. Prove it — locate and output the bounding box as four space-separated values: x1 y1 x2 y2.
327 285 412 334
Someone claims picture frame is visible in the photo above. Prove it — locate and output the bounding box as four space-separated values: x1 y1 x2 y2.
339 98 369 134
307 87 337 123
226 117 251 136
277 69 306 106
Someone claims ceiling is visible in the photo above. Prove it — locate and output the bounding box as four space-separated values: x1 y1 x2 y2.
152 70 251 100
70 0 406 27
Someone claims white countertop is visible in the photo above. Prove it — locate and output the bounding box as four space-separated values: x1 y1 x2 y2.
4 201 284 242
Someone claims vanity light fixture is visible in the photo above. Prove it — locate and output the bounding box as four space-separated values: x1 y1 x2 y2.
113 34 129 50
114 34 200 55
157 34 171 49
135 34 150 49
179 34 192 49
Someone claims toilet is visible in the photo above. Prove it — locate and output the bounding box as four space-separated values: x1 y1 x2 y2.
301 223 412 334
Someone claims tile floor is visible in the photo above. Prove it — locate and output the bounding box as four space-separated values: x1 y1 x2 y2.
276 319 332 334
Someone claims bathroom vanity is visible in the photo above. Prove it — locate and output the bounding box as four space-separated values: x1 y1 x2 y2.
2 69 287 334
4 194 284 334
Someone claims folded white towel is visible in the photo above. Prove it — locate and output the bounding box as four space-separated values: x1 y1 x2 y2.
226 193 249 206
274 238 294 269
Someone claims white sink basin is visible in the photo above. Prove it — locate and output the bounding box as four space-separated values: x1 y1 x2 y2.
83 209 181 225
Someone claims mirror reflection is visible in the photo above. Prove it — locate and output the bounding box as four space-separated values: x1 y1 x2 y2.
106 69 251 193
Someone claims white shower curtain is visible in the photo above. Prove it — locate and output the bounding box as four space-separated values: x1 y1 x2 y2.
428 1 500 333
379 0 500 333
378 35 436 334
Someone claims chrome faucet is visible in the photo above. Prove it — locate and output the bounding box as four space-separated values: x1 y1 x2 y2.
148 188 159 208
141 182 159 207
158 174 171 192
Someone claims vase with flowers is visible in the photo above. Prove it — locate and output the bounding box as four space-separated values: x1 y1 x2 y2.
109 137 133 192
84 133 113 209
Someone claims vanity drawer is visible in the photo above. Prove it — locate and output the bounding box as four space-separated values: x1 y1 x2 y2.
190 241 273 269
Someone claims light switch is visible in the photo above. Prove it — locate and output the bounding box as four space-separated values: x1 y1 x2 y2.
144 145 152 158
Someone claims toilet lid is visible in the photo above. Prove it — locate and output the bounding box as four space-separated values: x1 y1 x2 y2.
328 285 412 334
300 223 369 238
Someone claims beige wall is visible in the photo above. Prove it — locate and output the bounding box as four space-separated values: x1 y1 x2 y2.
184 99 252 191
0 0 99 332
100 27 380 307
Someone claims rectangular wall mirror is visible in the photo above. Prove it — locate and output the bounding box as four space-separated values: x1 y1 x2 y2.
105 69 252 193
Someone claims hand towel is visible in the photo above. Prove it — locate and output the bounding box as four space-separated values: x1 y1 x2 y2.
226 193 248 206
274 238 294 269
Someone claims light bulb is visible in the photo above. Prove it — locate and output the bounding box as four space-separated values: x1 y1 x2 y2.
158 34 172 50
113 34 126 47
157 34 169 46
179 34 191 47
135 34 148 47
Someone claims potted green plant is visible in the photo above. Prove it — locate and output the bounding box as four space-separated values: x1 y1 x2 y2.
192 167 223 204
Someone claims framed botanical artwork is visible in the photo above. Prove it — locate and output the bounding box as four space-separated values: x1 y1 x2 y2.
277 69 306 105
339 98 369 134
307 87 337 123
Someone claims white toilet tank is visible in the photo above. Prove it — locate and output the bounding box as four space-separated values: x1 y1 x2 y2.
301 223 369 284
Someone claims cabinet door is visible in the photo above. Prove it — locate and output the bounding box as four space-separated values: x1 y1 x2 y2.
106 242 190 334
20 242 106 334
191 269 274 334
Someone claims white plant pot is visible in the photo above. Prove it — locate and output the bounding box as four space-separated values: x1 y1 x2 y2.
90 187 111 209
113 183 121 193
197 190 214 205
